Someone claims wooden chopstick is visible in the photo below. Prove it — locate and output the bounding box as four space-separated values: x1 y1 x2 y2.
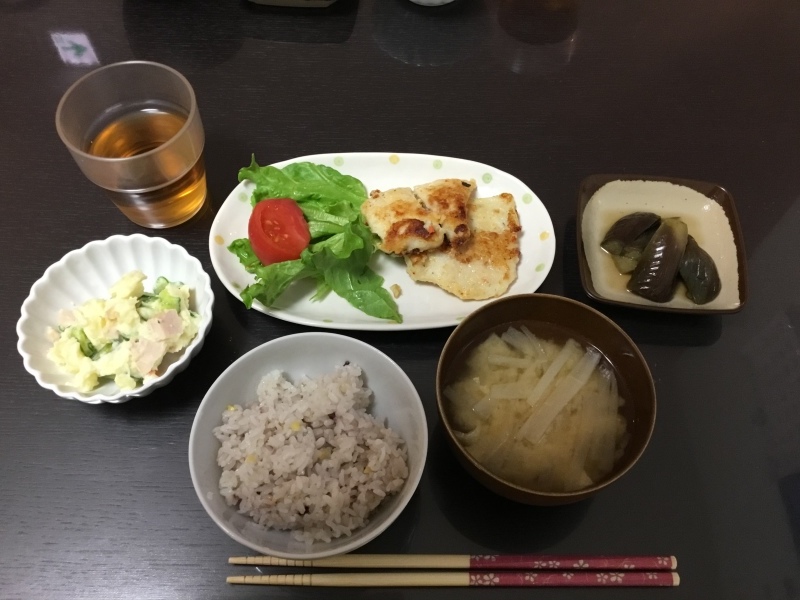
229 553 677 571
227 571 680 587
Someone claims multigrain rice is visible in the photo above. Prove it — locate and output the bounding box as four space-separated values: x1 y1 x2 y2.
213 363 409 543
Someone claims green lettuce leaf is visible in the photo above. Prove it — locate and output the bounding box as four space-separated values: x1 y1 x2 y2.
229 159 401 323
238 157 367 210
228 239 315 308
318 262 401 322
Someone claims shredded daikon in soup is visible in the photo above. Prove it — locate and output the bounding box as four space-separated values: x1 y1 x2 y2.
444 326 629 493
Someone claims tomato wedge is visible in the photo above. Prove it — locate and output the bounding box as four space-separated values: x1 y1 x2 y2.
248 198 310 265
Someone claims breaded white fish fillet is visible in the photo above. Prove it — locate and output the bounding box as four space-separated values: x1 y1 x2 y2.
361 187 444 255
361 178 475 255
412 178 475 247
404 193 521 300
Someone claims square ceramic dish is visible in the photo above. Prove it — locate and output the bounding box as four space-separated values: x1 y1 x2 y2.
576 174 748 314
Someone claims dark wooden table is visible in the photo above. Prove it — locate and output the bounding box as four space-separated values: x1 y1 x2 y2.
3 0 799 598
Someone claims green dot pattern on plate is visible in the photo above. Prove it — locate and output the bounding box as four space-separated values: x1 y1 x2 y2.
238 193 248 202
433 159 443 169
334 156 344 166
482 173 493 184
522 193 533 204
535 263 546 272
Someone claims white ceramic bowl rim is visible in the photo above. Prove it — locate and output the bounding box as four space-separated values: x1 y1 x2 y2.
188 332 428 559
16 233 214 404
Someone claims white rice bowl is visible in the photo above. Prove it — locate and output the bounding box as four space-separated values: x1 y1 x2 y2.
189 333 428 559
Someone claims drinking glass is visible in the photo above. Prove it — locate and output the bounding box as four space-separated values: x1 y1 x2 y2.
55 61 206 228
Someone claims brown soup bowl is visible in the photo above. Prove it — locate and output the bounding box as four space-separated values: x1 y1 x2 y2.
436 293 656 505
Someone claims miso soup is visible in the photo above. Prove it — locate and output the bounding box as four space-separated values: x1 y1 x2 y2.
443 324 630 493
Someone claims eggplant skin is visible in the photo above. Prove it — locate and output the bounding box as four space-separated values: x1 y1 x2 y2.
626 217 689 303
679 235 721 304
600 212 661 257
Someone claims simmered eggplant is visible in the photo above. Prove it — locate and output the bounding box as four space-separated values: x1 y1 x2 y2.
601 212 661 255
626 217 689 302
610 227 662 274
679 235 722 304
600 212 661 274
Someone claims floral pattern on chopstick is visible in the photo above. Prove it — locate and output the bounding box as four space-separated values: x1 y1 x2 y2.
466 570 677 587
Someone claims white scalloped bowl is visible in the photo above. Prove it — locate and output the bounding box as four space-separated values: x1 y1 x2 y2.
189 332 428 559
16 234 214 404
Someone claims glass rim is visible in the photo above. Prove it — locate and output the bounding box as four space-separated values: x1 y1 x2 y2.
55 60 200 164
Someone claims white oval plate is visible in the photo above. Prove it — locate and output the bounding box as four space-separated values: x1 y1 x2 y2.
209 152 555 331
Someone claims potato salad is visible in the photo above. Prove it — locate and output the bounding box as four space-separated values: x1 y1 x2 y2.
47 270 200 392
